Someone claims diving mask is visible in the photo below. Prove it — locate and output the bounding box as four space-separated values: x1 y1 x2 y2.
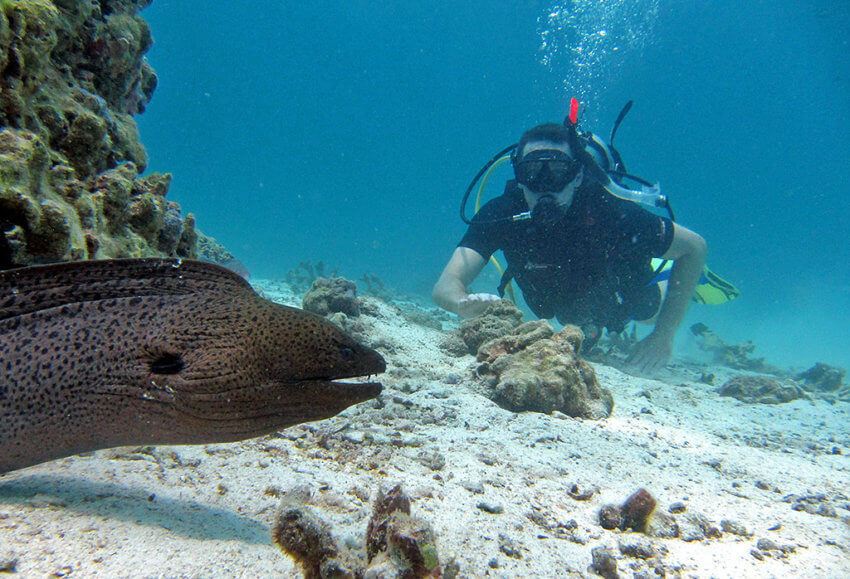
514 149 581 193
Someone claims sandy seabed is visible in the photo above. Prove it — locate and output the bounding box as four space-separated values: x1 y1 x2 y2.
1 280 848 578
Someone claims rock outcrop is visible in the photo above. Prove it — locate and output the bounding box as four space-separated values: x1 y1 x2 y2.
0 0 199 267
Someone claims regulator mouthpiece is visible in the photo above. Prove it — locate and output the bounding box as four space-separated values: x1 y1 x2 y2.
531 195 566 226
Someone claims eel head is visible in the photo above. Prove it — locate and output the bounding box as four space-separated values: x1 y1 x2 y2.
139 299 386 443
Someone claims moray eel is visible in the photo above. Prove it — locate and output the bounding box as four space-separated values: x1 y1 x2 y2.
0 258 385 473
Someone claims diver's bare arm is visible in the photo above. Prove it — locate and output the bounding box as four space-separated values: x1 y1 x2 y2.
432 247 492 316
652 224 707 339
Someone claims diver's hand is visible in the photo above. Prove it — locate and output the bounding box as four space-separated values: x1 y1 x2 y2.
626 331 673 375
457 293 501 318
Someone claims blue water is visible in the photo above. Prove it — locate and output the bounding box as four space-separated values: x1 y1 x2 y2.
137 1 850 371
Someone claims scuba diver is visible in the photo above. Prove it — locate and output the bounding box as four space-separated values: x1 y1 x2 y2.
432 101 707 373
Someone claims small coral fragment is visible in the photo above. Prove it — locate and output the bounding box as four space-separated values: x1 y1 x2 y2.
365 485 441 578
272 484 442 578
271 490 358 578
620 488 657 533
598 488 662 534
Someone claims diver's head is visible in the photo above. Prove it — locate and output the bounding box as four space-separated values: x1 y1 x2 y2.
513 124 584 225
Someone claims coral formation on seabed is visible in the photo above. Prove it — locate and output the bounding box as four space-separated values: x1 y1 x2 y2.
475 322 615 419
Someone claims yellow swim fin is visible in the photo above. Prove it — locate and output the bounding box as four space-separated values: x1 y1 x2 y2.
651 259 740 305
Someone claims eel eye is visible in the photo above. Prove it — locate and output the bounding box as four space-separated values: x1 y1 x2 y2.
150 353 184 375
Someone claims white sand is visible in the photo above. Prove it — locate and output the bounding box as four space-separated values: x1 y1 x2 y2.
1 285 848 578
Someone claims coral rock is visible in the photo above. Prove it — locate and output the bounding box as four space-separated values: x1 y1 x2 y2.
0 0 206 267
438 333 470 358
303 277 361 317
589 546 620 579
272 503 357 579
3 1 61 88
477 320 554 363
678 512 722 542
64 110 111 176
718 375 808 404
796 362 846 392
286 260 338 294
457 299 524 355
645 511 679 539
365 485 441 578
477 325 614 419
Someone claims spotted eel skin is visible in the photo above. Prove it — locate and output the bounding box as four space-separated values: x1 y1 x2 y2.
0 258 384 473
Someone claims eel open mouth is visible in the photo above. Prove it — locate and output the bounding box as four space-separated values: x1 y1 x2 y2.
308 377 384 406
314 344 387 406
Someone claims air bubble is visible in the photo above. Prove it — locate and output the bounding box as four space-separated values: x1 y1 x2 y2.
537 1 660 112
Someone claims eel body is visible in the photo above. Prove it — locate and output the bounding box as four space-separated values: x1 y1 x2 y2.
0 258 385 473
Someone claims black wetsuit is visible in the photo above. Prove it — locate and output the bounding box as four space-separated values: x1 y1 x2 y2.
459 181 674 333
